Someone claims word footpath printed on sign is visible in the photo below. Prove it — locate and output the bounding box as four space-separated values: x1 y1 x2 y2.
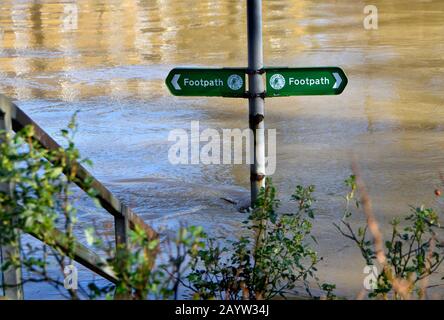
265 67 348 97
166 68 246 98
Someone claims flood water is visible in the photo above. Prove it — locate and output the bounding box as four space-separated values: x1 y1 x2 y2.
1 0 444 299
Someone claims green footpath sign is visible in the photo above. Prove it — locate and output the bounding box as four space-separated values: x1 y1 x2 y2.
265 67 348 97
166 68 246 98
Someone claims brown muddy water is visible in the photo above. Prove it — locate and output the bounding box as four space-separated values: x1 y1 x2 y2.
1 0 444 299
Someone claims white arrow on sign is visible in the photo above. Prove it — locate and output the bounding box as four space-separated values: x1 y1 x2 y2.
172 74 181 90
332 72 342 89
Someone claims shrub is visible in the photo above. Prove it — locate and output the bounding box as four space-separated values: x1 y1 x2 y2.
185 180 329 300
335 175 444 299
0 114 96 299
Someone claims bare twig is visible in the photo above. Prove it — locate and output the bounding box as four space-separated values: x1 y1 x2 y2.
351 161 386 266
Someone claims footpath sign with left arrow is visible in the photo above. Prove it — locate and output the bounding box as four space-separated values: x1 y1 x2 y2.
166 68 246 98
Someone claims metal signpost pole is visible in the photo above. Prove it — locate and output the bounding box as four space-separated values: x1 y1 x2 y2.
165 1 348 209
247 0 265 207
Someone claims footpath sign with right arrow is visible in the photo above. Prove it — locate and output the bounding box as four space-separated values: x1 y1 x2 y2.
265 67 348 97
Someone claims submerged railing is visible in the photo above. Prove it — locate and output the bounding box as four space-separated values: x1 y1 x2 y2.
0 94 158 299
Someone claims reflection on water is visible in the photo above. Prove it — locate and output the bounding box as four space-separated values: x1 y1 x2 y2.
1 0 444 298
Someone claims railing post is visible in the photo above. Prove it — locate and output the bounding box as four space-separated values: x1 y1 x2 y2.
0 96 24 300
113 205 131 299
114 213 129 248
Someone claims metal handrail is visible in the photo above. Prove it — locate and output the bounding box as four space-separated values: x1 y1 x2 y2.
0 94 158 299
